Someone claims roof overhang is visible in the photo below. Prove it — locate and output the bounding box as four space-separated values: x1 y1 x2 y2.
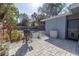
68 3 79 14
41 13 71 22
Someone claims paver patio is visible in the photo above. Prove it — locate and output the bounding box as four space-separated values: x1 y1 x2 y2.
9 36 79 56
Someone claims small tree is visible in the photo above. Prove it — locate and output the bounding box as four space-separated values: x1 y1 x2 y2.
19 13 29 28
0 3 19 41
31 12 46 27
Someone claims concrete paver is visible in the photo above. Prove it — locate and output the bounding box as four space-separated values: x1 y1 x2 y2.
9 37 78 56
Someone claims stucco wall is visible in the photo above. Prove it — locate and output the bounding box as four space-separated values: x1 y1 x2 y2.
45 16 66 39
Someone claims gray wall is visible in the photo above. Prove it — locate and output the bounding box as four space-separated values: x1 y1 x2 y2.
45 16 66 39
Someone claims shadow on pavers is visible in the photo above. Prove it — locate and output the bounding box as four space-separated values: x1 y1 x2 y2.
45 36 79 56
15 43 33 56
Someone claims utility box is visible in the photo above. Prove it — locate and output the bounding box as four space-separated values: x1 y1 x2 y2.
50 30 58 39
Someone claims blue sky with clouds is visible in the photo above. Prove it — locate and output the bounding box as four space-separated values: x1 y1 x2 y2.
15 3 42 17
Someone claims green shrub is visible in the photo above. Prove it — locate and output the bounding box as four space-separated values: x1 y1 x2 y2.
11 30 23 42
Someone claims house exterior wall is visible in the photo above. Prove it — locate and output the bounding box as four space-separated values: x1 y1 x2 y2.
45 16 67 39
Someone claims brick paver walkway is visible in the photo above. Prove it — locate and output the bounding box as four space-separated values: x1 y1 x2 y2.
26 39 78 56
9 38 79 56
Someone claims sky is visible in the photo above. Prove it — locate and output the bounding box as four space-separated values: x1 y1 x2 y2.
15 3 42 18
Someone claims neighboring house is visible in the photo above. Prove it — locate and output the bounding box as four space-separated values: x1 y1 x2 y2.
29 20 45 30
44 3 79 40
28 20 36 28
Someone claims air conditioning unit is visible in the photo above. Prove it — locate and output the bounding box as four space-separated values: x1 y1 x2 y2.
50 30 58 39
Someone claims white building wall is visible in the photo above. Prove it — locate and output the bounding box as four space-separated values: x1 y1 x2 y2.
45 16 66 39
